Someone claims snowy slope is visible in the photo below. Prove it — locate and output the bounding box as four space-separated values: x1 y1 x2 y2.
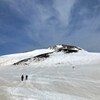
0 64 100 100
0 44 100 100
0 48 54 66
0 44 100 66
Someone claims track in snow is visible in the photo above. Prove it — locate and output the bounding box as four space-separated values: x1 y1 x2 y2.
0 64 100 100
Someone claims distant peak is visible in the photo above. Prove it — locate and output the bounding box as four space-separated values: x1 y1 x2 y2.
48 44 82 51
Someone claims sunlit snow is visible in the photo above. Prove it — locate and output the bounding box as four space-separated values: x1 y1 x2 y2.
0 45 100 100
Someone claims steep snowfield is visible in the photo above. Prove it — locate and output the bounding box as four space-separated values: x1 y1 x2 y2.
0 49 54 66
16 51 100 66
0 44 100 66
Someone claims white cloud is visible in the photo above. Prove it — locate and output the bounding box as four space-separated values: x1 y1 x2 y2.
23 0 77 47
53 0 76 26
1 0 100 52
65 14 100 52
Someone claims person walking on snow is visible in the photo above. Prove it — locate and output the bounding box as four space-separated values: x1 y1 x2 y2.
25 75 28 80
21 75 24 81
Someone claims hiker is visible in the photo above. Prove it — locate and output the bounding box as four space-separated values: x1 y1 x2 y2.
25 75 28 80
21 75 24 81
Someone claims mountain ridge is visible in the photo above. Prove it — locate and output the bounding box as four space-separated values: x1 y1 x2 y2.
0 44 100 66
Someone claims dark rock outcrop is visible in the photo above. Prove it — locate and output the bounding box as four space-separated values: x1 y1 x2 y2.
13 44 82 65
13 52 53 65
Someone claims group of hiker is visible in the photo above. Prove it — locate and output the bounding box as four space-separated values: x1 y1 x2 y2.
21 75 28 81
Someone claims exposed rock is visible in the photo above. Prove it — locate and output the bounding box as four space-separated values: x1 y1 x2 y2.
48 44 81 51
13 52 53 65
57 48 78 53
13 44 82 65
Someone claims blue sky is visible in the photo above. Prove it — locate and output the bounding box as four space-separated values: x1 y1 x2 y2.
0 0 100 55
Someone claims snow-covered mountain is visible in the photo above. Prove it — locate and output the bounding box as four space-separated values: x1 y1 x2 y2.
0 44 100 100
0 44 100 66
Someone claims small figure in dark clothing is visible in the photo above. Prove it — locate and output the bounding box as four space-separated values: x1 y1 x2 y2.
21 75 24 81
25 75 28 80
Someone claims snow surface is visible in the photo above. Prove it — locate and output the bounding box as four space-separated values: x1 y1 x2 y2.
0 45 100 100
20 51 100 66
0 64 100 100
0 45 100 66
0 48 54 66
